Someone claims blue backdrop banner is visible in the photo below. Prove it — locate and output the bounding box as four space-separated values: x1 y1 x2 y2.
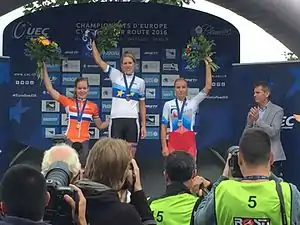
0 56 10 173
230 61 300 187
3 3 240 162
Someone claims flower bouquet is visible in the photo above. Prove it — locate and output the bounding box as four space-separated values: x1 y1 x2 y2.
25 36 62 81
94 21 123 53
182 34 220 72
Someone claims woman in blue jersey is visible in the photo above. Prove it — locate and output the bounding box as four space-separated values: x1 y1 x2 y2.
91 41 147 157
160 57 212 158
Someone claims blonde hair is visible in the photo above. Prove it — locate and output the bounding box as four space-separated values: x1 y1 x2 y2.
85 138 131 190
41 143 81 177
121 52 136 64
174 77 188 87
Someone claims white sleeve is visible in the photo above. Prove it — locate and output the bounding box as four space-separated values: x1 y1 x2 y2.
104 65 122 83
161 102 170 126
139 79 146 101
191 89 207 105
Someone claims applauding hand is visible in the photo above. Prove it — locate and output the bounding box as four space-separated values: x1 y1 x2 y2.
248 107 259 123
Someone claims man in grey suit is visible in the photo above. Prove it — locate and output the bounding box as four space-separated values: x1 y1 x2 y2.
244 81 286 176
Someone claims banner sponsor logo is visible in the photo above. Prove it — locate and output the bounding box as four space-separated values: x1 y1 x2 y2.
41 100 60 112
142 61 160 73
12 21 50 39
41 113 60 126
161 74 179 86
145 127 160 140
102 48 120 60
62 60 81 72
142 74 160 86
101 101 112 113
146 114 160 126
161 88 175 99
165 49 176 59
62 73 81 85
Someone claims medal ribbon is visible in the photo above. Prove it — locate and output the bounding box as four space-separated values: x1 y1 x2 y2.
123 74 136 99
175 98 186 123
76 99 87 124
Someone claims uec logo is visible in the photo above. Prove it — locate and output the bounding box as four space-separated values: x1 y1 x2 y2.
281 115 300 129
12 21 50 39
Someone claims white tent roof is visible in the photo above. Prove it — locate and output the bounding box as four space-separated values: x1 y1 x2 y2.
2 0 300 55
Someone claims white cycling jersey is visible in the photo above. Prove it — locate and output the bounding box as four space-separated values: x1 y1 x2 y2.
161 90 207 132
104 65 145 119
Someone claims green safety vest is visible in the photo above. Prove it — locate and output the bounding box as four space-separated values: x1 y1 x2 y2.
150 193 199 225
214 180 291 225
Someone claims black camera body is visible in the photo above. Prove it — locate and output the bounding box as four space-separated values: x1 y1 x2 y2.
121 162 136 191
228 146 243 178
44 161 77 225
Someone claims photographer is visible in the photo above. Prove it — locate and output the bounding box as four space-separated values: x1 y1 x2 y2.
0 164 87 225
149 151 211 225
193 128 300 225
76 138 156 225
41 143 82 183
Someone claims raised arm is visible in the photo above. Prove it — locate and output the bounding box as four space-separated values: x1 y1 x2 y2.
43 63 60 101
92 41 108 72
191 58 212 106
202 57 212 94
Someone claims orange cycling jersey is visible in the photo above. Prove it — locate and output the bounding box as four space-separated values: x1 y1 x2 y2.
58 95 100 143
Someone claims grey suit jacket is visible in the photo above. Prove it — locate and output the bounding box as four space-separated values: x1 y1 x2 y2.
244 101 286 162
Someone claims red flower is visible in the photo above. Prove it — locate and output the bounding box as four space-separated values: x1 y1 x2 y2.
185 48 191 55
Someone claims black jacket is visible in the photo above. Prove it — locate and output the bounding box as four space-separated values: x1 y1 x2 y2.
76 179 156 225
0 216 50 225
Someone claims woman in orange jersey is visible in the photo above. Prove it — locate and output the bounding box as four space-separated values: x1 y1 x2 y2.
42 63 109 166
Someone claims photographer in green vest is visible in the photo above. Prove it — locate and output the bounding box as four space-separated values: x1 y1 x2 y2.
149 151 211 225
194 128 300 225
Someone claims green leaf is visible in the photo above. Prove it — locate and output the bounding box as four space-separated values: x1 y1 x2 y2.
182 34 220 71
24 36 64 82
24 0 195 14
95 21 122 53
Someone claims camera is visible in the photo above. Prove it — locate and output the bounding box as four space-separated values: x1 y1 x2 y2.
44 161 77 225
228 146 243 178
121 162 136 191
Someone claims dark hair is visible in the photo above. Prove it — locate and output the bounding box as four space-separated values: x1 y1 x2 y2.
1 164 47 221
164 151 196 182
239 128 271 165
121 52 136 64
174 77 188 87
254 81 271 93
73 77 89 98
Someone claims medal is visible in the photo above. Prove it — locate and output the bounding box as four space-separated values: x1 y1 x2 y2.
76 99 87 130
123 74 135 101
175 98 187 127
177 119 182 127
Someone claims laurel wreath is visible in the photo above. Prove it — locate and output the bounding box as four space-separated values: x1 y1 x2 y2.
94 21 123 53
182 34 220 72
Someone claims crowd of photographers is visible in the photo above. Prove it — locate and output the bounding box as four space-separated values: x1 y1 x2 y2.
0 128 300 225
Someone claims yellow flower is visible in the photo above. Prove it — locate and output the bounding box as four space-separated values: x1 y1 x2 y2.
51 42 58 48
41 39 50 46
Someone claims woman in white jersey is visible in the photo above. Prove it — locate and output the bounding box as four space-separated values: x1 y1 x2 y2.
160 57 212 157
92 41 147 157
